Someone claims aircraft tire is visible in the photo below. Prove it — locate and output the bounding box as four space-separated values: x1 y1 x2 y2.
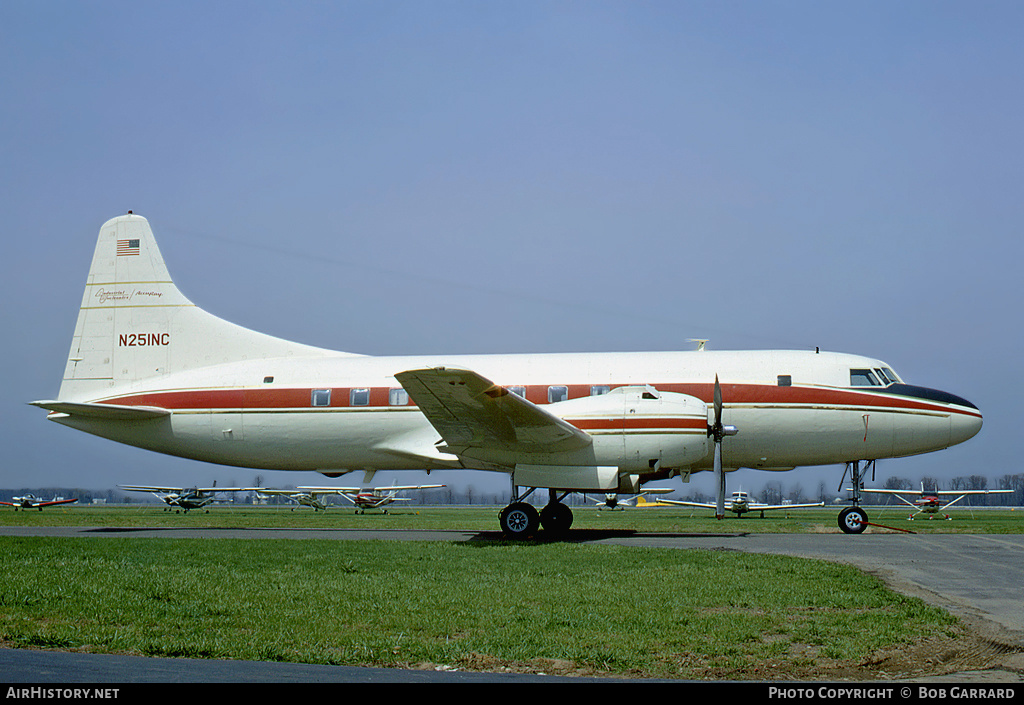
540 502 573 536
499 502 539 539
838 507 868 534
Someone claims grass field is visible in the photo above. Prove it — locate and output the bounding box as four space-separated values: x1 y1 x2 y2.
0 536 967 680
1 503 1021 534
1 504 1020 680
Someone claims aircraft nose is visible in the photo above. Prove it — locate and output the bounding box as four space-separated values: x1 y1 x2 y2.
950 400 983 446
888 383 982 451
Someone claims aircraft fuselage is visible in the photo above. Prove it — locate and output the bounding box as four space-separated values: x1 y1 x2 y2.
47 349 982 487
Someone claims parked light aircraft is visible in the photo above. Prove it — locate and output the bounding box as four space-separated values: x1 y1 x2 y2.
855 483 1011 520
118 484 245 513
0 495 77 511
253 484 444 512
656 490 825 518
587 488 675 510
31 214 984 536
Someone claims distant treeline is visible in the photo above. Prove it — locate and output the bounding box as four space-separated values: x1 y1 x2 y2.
4 473 1023 508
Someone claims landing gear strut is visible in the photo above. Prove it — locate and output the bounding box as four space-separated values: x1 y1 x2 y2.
837 460 874 534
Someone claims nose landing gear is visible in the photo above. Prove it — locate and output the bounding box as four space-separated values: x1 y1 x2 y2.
838 460 874 534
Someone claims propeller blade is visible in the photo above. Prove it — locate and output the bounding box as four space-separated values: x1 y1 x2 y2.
715 441 725 520
713 374 723 427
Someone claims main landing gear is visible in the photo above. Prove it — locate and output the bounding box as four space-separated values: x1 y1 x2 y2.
837 459 875 534
498 488 574 539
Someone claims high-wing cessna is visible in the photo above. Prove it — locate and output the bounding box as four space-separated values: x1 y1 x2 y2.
657 490 825 517
253 484 444 512
118 485 245 513
587 488 676 510
855 483 1011 520
0 495 77 511
32 215 984 536
250 488 335 511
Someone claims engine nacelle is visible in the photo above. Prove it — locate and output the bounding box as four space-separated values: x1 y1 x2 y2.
552 386 710 472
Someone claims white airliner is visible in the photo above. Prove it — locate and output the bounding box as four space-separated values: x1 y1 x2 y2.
657 490 825 517
31 214 983 537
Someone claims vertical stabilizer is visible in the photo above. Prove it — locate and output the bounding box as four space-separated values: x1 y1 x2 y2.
59 213 345 401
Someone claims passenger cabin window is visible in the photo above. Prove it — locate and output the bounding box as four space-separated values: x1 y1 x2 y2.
548 386 568 403
389 388 409 406
263 376 274 384
350 388 370 406
850 369 882 387
311 389 331 407
777 375 792 387
590 385 610 396
507 386 526 398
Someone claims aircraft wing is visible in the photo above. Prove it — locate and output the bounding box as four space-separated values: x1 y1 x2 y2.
395 367 592 456
858 488 1012 497
750 502 825 510
119 485 185 493
296 485 444 495
930 489 1012 496
119 485 245 493
298 487 360 494
655 499 717 509
35 498 78 507
372 484 445 492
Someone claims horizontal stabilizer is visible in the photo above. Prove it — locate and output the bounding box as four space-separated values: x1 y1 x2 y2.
29 400 170 420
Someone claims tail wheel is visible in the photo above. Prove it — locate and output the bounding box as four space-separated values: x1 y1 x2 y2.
838 506 868 534
499 502 539 539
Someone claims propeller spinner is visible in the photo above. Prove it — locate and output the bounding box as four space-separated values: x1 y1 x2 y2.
709 375 739 519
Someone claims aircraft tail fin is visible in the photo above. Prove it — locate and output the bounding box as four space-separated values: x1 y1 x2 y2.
57 213 346 401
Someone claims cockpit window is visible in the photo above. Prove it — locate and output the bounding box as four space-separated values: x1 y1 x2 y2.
850 369 881 386
882 367 901 383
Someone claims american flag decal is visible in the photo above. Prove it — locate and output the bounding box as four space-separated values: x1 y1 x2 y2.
117 239 140 256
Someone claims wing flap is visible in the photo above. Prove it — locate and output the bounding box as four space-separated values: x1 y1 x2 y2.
395 367 592 455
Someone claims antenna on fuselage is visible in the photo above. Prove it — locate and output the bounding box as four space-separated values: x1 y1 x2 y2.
689 339 709 351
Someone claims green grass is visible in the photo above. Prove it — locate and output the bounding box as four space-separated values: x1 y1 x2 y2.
0 536 961 679
2 504 1022 534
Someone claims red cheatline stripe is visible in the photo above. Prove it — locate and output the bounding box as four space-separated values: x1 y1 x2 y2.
97 382 978 418
569 418 707 430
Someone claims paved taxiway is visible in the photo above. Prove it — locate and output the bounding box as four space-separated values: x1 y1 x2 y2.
2 527 1022 682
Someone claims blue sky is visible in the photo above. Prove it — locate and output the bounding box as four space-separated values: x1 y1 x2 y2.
2 1 1021 499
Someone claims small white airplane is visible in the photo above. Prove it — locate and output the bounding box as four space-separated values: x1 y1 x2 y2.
0 495 78 511
855 483 1012 520
252 484 444 512
587 488 676 510
250 487 335 511
655 490 825 518
118 484 246 513
32 214 984 536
